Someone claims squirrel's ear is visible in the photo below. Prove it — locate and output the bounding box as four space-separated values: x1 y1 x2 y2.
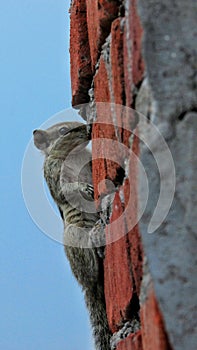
33 129 50 150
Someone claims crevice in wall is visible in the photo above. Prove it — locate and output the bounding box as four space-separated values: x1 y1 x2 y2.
178 108 197 121
132 78 144 109
87 0 123 75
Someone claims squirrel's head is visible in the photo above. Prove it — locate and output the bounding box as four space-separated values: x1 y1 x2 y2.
33 122 91 156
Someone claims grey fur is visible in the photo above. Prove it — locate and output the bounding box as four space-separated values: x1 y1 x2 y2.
33 122 111 350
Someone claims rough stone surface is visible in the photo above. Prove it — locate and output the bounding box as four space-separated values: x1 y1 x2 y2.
139 112 197 350
136 3 197 345
137 0 197 121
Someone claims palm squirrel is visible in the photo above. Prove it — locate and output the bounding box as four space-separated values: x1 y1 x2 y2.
33 122 111 350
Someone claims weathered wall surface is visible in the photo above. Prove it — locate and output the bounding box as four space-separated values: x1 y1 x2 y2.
70 0 197 349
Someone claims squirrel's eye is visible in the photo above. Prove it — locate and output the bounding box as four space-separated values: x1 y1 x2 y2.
59 127 69 135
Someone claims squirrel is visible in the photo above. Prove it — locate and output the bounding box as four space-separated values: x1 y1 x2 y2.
33 122 111 350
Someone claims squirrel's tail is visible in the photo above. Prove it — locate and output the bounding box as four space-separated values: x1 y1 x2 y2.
85 283 111 350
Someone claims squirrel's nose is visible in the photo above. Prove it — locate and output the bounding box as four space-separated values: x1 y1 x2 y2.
33 129 38 135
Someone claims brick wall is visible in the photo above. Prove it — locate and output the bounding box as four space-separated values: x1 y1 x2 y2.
69 1 197 349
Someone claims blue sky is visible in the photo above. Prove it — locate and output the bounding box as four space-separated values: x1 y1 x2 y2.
0 1 93 349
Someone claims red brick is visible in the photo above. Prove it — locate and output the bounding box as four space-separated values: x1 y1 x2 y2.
140 285 172 350
124 0 144 107
111 18 139 146
86 0 119 69
92 58 113 199
92 122 118 199
103 134 143 331
92 59 128 200
111 18 125 106
94 57 111 103
104 192 134 332
124 134 143 296
116 331 142 350
98 0 120 38
70 0 92 106
86 0 99 69
92 122 130 199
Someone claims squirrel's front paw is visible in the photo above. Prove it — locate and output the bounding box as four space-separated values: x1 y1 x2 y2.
88 219 106 258
80 183 94 199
